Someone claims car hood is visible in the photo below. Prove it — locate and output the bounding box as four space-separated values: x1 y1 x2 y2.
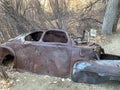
9 33 28 41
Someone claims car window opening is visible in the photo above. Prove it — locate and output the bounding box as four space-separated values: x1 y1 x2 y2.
25 32 43 41
43 31 68 43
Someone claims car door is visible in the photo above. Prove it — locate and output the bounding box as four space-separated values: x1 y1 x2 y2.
37 30 71 77
16 30 71 77
15 31 43 72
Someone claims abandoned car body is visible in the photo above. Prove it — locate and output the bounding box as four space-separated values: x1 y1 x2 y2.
0 29 120 84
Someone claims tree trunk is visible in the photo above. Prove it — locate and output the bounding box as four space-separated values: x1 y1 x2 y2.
102 0 119 35
112 1 120 33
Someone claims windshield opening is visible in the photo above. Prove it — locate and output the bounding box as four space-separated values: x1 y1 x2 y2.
25 31 43 41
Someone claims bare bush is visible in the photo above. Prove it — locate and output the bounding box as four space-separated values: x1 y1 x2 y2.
0 0 107 43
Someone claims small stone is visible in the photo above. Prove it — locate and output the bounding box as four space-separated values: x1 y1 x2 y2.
24 77 27 79
9 80 14 84
61 78 65 82
16 79 20 82
66 78 71 82
44 75 50 79
53 81 57 83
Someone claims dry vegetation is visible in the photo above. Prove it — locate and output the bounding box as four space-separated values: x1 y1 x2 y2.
0 0 107 43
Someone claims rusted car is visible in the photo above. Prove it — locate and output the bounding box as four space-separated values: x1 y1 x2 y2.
0 29 120 84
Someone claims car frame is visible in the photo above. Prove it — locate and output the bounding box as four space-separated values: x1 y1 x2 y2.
0 29 120 84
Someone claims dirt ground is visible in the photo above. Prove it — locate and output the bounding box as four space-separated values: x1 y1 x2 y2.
3 71 120 90
1 30 120 90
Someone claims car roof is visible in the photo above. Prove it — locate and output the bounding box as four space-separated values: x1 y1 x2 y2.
31 29 67 33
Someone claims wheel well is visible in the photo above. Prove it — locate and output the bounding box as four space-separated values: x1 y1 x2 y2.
0 47 15 67
2 54 14 66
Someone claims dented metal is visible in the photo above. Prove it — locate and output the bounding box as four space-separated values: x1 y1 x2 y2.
0 29 120 84
72 58 120 84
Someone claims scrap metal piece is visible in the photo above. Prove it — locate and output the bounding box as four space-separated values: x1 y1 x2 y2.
71 60 120 84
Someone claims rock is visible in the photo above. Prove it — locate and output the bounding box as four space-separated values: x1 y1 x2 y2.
53 81 57 84
61 78 65 82
66 78 71 82
16 79 20 82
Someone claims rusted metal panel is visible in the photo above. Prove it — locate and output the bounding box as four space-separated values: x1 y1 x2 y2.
72 60 120 84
